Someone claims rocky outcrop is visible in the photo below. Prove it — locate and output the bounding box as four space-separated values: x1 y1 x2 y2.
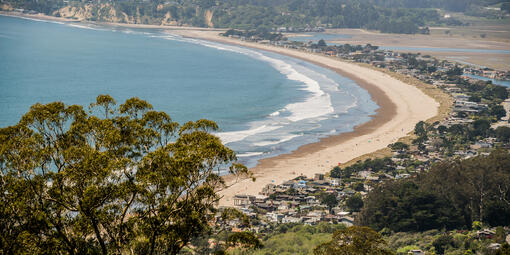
204 9 214 28
161 11 179 26
52 4 132 23
49 3 213 27
0 3 13 11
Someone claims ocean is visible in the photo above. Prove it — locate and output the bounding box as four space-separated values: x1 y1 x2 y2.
0 15 378 168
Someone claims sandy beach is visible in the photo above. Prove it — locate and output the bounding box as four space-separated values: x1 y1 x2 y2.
170 30 440 207
1 11 441 207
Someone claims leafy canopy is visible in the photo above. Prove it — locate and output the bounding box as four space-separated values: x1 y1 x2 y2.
313 226 394 255
0 95 251 255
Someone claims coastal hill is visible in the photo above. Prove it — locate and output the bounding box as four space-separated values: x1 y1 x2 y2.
3 0 509 33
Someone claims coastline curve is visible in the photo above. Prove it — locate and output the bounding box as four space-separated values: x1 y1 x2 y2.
171 30 439 207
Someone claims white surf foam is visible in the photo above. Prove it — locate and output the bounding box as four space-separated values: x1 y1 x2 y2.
156 33 338 148
237 152 265 157
216 125 281 144
162 33 335 123
253 134 301 147
67 23 106 31
1 14 65 25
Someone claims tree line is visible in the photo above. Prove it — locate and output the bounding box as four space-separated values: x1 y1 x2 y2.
357 149 510 232
4 0 471 33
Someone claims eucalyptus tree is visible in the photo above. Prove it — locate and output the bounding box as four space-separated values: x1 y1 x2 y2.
313 226 394 255
0 95 252 254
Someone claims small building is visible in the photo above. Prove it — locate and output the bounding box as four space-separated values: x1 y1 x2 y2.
408 250 425 255
339 216 354 226
488 243 501 250
330 178 341 186
282 216 301 224
314 173 325 181
295 180 307 189
233 195 254 207
477 229 496 239
266 212 284 223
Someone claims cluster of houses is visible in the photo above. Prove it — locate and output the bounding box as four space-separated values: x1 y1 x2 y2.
273 26 326 33
230 173 355 228
464 67 510 80
218 31 510 234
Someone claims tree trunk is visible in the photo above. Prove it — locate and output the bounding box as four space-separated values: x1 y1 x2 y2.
91 216 108 255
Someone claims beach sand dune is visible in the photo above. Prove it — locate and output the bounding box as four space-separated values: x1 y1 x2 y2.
169 30 439 207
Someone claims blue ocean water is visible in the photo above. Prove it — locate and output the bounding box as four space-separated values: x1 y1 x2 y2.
0 15 378 168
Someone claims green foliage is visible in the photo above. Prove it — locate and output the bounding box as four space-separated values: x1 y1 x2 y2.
346 193 364 212
222 29 285 41
352 182 365 192
446 66 464 77
396 245 420 254
384 230 440 252
389 142 409 151
320 193 338 211
472 221 482 231
317 39 327 47
313 226 395 255
227 232 263 249
359 150 510 232
472 119 491 137
496 243 510 255
0 95 252 254
233 223 346 255
432 234 454 254
330 157 395 178
5 0 464 33
359 181 463 232
414 121 427 136
495 126 510 142
490 104 507 120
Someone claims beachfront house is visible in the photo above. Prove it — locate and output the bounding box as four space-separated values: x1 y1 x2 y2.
233 194 254 207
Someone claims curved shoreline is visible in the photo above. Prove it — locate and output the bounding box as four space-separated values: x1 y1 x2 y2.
1 12 439 206
172 30 439 207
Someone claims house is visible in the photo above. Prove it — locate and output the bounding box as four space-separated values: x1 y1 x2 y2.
233 195 254 207
314 173 325 181
330 178 341 186
339 216 354 226
295 180 307 189
282 216 301 224
477 229 496 239
305 196 317 205
488 243 501 250
266 212 284 223
336 211 350 217
254 195 268 204
277 202 289 211
304 217 321 225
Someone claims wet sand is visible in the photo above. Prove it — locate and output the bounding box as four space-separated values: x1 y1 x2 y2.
171 30 439 207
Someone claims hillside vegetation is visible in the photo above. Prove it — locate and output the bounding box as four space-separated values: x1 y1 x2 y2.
5 0 507 33
358 149 510 232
